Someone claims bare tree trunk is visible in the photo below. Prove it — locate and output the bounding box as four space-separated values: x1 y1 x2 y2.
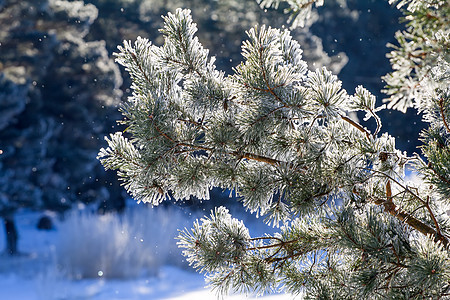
3 217 18 255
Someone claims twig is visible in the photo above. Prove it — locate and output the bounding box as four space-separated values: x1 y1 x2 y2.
249 236 284 243
386 180 393 203
340 114 372 140
249 106 286 126
246 239 298 251
425 196 442 236
428 162 450 185
151 119 285 166
257 45 289 108
361 168 426 204
175 28 204 78
130 52 153 89
439 97 450 133
369 108 382 136
154 124 177 143
371 196 448 247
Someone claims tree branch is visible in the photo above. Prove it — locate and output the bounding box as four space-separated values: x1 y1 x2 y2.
150 116 284 166
428 162 450 185
371 196 448 247
439 97 450 133
363 167 427 204
130 52 153 88
340 114 372 140
425 195 442 236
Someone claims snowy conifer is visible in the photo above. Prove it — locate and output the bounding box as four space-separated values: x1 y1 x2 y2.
99 2 450 298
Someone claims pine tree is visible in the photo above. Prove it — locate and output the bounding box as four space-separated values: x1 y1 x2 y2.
98 1 449 298
0 0 124 255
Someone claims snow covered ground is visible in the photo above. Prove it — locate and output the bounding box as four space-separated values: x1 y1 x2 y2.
0 266 296 300
0 208 299 300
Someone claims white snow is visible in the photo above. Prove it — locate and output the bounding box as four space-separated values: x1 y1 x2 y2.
0 209 299 300
0 266 296 299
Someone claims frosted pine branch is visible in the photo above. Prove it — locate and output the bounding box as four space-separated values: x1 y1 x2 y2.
99 7 450 299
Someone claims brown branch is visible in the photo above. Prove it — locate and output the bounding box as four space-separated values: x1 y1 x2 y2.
257 45 289 108
246 238 298 252
249 236 284 243
301 0 317 9
362 168 427 204
428 162 450 185
177 118 205 128
425 196 442 236
389 244 402 266
340 114 372 140
153 123 177 143
371 196 448 247
266 251 304 263
361 168 448 246
250 106 285 126
386 180 393 203
246 243 283 251
174 142 284 166
309 251 317 275
243 82 286 94
130 52 153 88
235 150 282 165
151 119 284 166
439 97 450 133
306 114 322 137
175 28 203 78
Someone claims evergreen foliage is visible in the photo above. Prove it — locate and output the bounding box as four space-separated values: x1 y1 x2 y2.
383 0 449 113
99 2 449 298
257 0 325 28
256 0 347 28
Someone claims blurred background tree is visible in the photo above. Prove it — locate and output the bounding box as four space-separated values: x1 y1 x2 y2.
0 0 123 255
